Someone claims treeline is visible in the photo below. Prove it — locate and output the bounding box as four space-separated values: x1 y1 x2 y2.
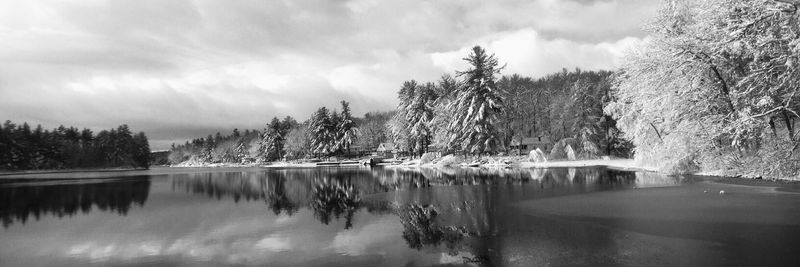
169 47 633 164
390 46 630 158
168 101 362 164
607 0 800 178
0 121 150 170
168 128 262 164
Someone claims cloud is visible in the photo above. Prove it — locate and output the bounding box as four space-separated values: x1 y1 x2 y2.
430 28 646 76
0 0 659 149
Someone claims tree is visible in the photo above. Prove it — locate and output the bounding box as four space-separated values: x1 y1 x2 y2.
261 118 286 161
310 107 334 156
393 81 419 156
408 83 437 155
447 46 504 155
0 121 150 170
497 74 536 153
395 80 438 156
336 101 359 155
285 123 311 160
430 75 459 152
356 111 393 152
606 0 800 177
132 132 151 168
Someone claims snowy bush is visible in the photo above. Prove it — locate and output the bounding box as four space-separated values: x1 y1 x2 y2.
420 152 438 164
528 149 547 163
436 154 464 167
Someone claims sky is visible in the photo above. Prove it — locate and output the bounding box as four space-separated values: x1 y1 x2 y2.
0 0 660 150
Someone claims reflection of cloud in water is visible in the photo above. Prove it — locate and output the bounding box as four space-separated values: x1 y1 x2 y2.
66 240 164 262
331 217 400 256
255 234 292 251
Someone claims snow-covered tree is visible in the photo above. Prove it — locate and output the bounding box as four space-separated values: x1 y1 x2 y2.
336 101 359 154
447 46 504 155
607 0 800 177
395 80 437 156
260 118 285 161
285 123 311 160
497 74 536 153
393 80 419 155
309 107 334 156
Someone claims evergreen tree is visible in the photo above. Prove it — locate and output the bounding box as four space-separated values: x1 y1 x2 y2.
132 132 150 168
337 101 359 155
447 46 504 155
394 80 419 155
260 118 286 161
309 107 333 156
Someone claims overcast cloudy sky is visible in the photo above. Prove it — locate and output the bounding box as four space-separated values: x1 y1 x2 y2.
0 0 659 150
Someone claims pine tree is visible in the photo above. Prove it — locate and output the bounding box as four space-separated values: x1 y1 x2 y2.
132 132 150 168
394 80 419 155
309 107 333 156
337 101 358 155
260 118 285 161
407 83 436 155
447 46 504 155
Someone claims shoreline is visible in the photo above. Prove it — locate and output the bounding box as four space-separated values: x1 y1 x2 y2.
0 167 149 177
517 159 656 172
3 158 796 182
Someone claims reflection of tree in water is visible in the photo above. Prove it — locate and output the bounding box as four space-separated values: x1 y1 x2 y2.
310 177 361 229
266 174 299 216
397 204 467 250
0 177 150 228
171 167 655 240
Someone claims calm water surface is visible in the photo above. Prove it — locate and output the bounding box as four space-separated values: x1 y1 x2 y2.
1 166 799 266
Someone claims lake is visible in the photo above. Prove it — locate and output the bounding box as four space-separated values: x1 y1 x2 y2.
1 166 799 266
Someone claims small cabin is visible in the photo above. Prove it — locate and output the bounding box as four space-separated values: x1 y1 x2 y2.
376 142 397 157
510 136 552 154
241 157 257 164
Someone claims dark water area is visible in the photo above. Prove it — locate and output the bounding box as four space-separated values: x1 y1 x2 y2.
0 166 798 266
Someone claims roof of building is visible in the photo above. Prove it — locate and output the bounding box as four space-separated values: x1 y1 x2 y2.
510 136 552 146
377 142 396 151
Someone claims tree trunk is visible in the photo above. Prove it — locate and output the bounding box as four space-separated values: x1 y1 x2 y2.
769 116 778 138
782 110 795 141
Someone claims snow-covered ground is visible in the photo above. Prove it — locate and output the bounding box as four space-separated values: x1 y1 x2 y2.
519 159 656 172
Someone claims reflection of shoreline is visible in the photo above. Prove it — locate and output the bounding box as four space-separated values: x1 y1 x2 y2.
169 167 671 207
1 177 151 228
0 168 148 178
168 167 674 256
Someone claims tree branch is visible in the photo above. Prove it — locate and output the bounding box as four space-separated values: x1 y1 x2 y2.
649 122 663 142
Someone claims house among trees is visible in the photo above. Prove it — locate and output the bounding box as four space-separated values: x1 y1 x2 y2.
377 142 397 157
241 157 256 164
510 136 552 155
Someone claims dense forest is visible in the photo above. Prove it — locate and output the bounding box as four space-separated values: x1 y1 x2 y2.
608 0 800 178
0 121 150 170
